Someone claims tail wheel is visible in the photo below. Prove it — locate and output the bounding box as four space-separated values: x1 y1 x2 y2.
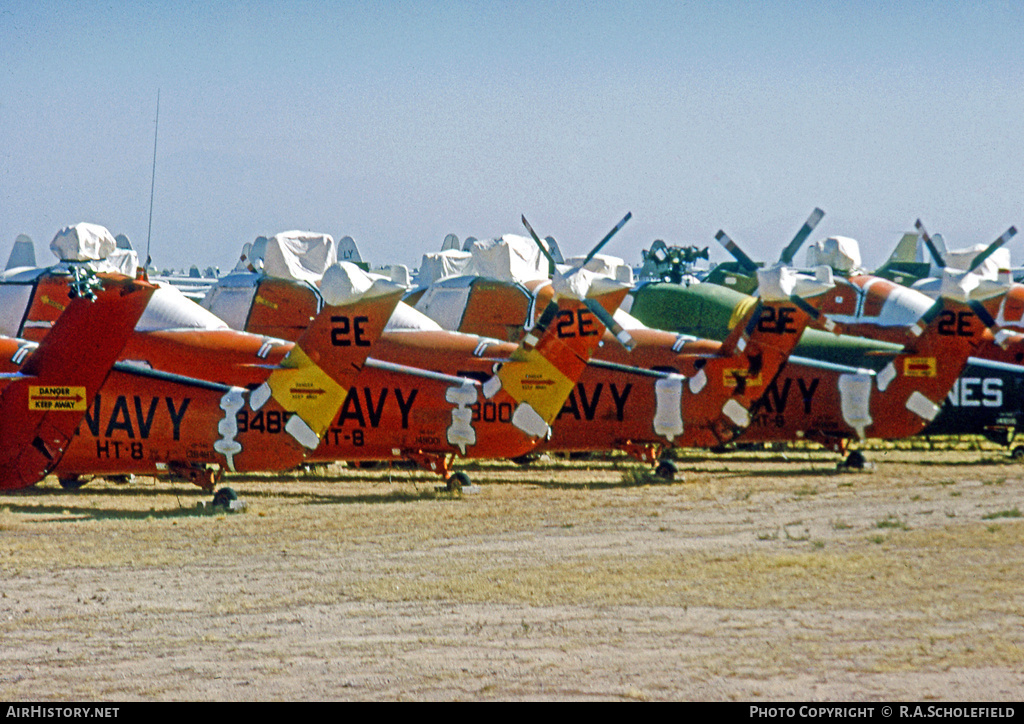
446 472 470 492
654 460 677 482
212 487 238 508
58 475 87 490
843 450 867 469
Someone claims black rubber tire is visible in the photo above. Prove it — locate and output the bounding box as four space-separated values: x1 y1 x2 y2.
446 472 470 492
58 476 87 490
844 450 867 469
654 460 677 482
212 487 238 507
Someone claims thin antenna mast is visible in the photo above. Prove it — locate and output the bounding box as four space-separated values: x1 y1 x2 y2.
145 89 160 269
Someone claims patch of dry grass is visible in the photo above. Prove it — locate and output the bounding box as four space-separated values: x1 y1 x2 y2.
2 451 1024 699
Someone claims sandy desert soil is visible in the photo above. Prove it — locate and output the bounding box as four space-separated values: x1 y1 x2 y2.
1 445 1023 701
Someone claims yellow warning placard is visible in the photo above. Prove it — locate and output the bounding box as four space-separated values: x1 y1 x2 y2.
723 368 763 388
266 346 346 436
904 357 937 378
29 386 87 411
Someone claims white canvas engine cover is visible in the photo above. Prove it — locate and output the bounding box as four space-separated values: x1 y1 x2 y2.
261 231 337 283
50 223 117 262
100 248 140 276
463 235 550 283
805 236 862 272
319 261 405 307
565 253 633 285
943 244 1011 281
418 250 472 285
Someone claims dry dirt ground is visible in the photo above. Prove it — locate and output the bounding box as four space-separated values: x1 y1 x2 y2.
2 445 1023 701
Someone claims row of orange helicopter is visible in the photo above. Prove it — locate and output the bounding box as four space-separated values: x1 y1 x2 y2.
0 212 1020 501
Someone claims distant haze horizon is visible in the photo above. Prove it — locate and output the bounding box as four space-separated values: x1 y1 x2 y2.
4 2 1023 275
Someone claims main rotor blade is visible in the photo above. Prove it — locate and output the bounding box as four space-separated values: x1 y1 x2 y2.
968 226 1018 272
583 212 632 265
779 207 825 264
521 215 557 275
914 219 946 268
714 230 759 273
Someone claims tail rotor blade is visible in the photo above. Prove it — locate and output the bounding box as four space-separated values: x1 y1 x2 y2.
779 207 825 264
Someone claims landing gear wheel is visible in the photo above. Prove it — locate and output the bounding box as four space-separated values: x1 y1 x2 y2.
654 460 677 482
446 472 470 492
212 487 238 508
58 475 87 490
351 460 382 470
843 450 866 469
1012 446 1024 461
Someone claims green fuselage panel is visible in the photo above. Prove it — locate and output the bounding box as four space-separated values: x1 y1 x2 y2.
629 282 901 370
701 263 760 296
630 281 1024 440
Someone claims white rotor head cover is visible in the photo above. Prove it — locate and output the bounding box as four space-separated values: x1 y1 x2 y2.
793 265 835 299
50 222 117 261
756 265 796 302
805 235 862 272
564 253 633 285
320 261 403 306
463 234 551 283
944 244 1011 280
262 231 337 283
758 264 834 302
939 269 981 302
973 272 1013 301
551 265 628 301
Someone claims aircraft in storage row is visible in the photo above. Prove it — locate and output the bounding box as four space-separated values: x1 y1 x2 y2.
0 222 627 493
2 212 1022 497
197 215 1020 471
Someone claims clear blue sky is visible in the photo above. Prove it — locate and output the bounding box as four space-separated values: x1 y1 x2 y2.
2 0 1023 272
